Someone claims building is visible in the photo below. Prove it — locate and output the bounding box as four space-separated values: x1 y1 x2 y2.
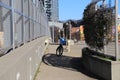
44 0 59 21
71 27 80 41
71 25 84 41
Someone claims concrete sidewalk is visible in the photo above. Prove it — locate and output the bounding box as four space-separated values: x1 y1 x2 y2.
35 44 99 80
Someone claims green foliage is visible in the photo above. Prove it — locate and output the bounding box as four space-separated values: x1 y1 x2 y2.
83 3 114 50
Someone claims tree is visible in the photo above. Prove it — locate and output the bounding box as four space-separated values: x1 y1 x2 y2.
83 3 97 49
83 3 114 51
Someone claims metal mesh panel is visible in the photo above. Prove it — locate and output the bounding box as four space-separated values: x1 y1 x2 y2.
30 20 34 40
0 7 3 48
24 17 30 42
36 23 39 37
29 0 33 19
1 7 12 48
38 23 41 37
33 5 36 20
34 22 37 38
0 0 11 6
23 0 29 16
14 0 22 12
40 23 42 37
105 42 115 56
14 12 23 45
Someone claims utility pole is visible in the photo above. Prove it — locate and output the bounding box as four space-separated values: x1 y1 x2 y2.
115 0 119 61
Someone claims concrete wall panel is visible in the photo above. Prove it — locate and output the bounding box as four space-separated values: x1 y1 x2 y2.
0 37 48 80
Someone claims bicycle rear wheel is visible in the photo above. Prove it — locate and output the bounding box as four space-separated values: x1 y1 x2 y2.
56 46 63 56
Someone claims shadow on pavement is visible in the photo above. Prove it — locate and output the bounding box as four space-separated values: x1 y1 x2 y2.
42 53 102 80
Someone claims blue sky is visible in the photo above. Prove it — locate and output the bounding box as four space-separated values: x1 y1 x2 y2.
59 0 120 21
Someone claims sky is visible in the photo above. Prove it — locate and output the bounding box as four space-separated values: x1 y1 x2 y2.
59 0 120 21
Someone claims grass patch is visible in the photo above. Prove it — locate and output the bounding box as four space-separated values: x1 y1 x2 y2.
33 62 42 80
93 55 113 61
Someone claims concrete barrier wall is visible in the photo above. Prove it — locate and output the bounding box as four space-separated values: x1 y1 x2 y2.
82 48 120 80
111 61 120 80
0 37 48 80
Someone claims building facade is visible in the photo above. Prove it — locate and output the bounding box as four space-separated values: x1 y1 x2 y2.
44 0 59 21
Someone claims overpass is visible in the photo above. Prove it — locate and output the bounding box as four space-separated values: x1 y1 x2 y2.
49 21 63 29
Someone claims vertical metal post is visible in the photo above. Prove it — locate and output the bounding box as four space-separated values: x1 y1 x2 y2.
23 1 26 44
11 0 15 49
115 0 119 61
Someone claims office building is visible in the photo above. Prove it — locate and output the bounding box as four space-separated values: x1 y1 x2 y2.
44 0 59 21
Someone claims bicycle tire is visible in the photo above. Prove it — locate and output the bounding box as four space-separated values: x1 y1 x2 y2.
56 46 63 56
